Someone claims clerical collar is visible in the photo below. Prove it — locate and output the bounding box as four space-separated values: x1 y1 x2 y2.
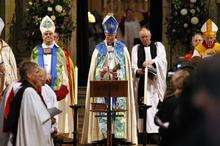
42 42 55 49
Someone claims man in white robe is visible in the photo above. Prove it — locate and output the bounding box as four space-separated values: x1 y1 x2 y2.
0 69 58 146
131 28 167 138
81 14 137 144
5 61 54 146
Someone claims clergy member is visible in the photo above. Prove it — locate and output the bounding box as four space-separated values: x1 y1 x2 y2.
6 61 54 146
0 67 58 146
0 17 17 98
81 14 137 144
31 15 72 137
131 27 167 141
192 19 220 58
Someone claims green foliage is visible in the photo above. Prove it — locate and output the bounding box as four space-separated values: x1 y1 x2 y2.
25 0 75 49
167 0 208 52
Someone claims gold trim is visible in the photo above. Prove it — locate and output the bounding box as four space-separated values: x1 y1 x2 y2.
204 19 217 37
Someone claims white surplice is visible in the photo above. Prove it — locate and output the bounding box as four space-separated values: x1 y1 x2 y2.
0 82 57 146
13 87 53 146
131 42 167 133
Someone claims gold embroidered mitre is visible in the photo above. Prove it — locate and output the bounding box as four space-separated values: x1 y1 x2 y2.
201 19 218 37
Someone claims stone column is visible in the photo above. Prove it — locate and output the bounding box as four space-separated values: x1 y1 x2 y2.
4 0 15 41
70 0 77 63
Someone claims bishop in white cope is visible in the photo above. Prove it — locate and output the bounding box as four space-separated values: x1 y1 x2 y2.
81 14 137 144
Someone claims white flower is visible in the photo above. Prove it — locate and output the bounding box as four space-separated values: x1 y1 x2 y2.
28 1 33 5
191 17 199 25
190 0 197 3
43 0 48 2
180 8 188 16
190 9 196 14
47 7 53 12
172 29 176 32
183 23 188 28
88 12 96 23
51 15 56 21
55 5 63 13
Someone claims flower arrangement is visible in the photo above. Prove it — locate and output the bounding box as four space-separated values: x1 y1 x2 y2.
25 0 75 48
167 0 208 53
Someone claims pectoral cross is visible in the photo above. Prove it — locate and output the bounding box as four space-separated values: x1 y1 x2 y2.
43 48 51 54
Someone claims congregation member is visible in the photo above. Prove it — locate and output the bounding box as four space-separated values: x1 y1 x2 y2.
155 67 190 146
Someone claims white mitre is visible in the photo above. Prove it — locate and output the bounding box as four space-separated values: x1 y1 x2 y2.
0 17 4 36
40 15 55 34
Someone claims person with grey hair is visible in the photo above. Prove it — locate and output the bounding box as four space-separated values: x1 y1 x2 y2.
131 27 167 143
0 17 17 99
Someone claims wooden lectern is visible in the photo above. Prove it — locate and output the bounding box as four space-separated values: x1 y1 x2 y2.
90 80 128 146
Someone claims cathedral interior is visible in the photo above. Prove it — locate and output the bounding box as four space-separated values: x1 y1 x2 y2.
1 0 220 145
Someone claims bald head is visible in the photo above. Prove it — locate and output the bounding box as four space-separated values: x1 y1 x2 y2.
139 28 151 46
